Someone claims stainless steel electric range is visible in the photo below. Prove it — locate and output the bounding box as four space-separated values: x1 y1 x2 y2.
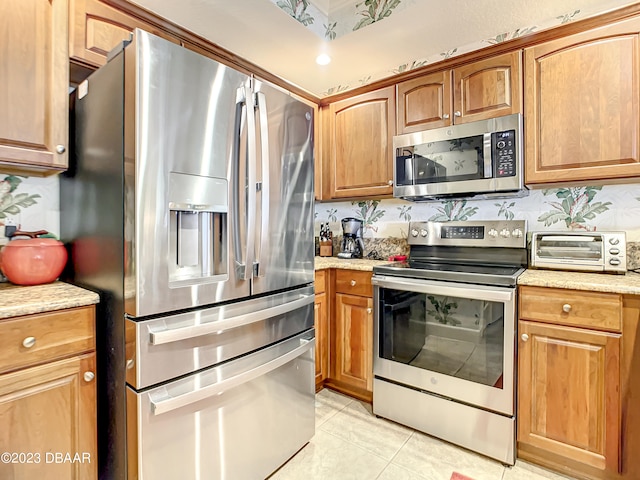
372 220 527 465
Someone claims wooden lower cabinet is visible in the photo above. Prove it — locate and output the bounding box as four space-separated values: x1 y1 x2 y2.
332 292 373 400
314 290 328 388
518 320 620 478
0 353 97 480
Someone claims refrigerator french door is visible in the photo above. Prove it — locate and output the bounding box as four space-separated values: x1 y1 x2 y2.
62 29 315 479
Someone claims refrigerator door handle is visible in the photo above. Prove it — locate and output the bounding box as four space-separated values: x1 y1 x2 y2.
150 337 314 415
233 86 249 280
244 84 258 280
255 91 270 277
148 294 314 345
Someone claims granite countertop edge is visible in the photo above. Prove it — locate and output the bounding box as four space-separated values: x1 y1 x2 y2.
0 281 100 319
315 257 640 295
517 269 640 295
314 256 394 271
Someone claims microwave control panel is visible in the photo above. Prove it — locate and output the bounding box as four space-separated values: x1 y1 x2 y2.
492 130 516 177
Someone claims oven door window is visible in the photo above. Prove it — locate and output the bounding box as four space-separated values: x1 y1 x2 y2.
395 135 486 186
379 288 504 389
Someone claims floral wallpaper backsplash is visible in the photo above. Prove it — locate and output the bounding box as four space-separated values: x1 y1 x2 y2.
315 183 640 267
0 174 60 245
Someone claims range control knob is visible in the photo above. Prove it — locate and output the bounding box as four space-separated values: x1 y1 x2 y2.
488 228 498 238
609 248 620 255
420 229 428 237
511 228 523 238
500 228 511 238
610 258 621 266
609 237 620 245
411 228 419 237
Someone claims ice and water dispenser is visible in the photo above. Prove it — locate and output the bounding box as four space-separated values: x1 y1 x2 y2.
168 172 228 286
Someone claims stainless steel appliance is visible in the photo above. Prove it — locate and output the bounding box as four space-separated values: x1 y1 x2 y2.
337 217 364 259
61 29 315 480
531 231 627 274
393 114 525 200
372 220 527 465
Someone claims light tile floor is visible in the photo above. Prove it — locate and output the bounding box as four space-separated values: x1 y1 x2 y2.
270 388 576 480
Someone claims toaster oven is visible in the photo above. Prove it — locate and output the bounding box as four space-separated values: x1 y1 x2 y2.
530 232 627 274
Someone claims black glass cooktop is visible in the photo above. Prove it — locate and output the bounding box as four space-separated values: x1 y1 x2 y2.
373 261 524 287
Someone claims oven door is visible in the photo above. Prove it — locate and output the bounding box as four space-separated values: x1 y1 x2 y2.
372 274 516 416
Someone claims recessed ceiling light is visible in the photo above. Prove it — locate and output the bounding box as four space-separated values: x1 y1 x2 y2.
316 54 331 65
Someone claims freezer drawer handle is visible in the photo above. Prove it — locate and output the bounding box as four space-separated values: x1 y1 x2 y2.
148 295 314 345
150 337 314 415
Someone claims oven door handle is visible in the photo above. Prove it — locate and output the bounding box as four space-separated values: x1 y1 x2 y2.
372 275 514 303
149 337 314 416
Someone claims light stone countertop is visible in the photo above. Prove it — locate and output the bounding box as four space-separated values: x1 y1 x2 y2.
0 281 100 319
517 269 640 295
315 256 395 271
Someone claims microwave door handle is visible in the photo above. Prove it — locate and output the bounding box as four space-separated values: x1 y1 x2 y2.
232 87 248 279
244 85 258 280
483 132 493 178
255 91 269 277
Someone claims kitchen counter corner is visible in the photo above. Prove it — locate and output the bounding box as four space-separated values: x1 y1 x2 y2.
314 256 395 272
517 269 640 295
0 281 100 319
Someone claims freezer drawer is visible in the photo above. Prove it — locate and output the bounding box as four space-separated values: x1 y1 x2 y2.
127 330 315 480
127 285 314 389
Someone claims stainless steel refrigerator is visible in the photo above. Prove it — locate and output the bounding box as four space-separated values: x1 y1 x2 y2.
61 29 315 480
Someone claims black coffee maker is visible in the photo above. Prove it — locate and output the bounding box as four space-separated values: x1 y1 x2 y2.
338 217 364 259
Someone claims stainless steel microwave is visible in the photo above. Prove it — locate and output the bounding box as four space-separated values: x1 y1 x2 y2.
393 113 525 200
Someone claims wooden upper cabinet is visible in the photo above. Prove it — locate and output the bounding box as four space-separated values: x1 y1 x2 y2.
70 0 180 68
396 52 521 134
0 0 68 173
453 51 522 124
518 320 621 475
524 16 640 185
396 70 451 133
328 86 395 198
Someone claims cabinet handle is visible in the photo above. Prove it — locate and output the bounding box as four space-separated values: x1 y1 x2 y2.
55 145 66 154
521 334 529 342
126 359 135 370
22 337 36 348
350 280 356 286
367 307 372 314
83 371 95 382
442 113 450 119
454 111 462 117
562 304 572 313
387 180 393 186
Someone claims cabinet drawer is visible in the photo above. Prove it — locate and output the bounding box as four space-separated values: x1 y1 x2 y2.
519 286 621 332
0 306 95 374
335 270 372 296
315 270 327 294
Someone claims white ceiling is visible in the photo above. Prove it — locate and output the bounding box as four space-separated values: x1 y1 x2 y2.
130 0 636 97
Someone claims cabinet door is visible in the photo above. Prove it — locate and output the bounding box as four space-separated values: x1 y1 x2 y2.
524 17 640 185
0 353 97 480
396 70 452 133
70 0 180 68
328 87 395 198
453 51 522 124
0 0 68 171
518 320 620 474
334 293 373 393
314 291 328 386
